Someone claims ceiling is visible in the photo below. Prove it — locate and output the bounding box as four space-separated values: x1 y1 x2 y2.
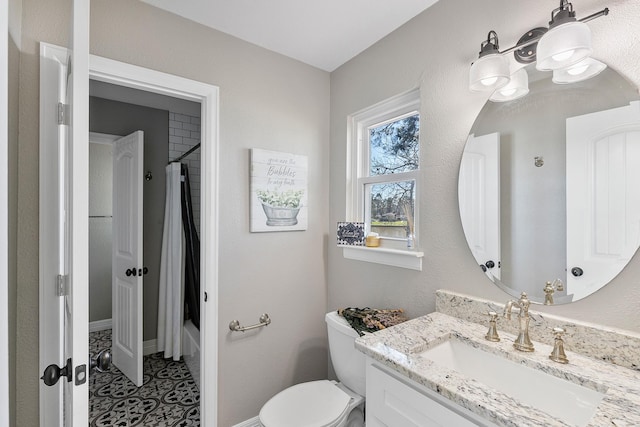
140 0 439 72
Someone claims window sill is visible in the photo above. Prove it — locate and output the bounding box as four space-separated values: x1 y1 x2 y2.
340 245 424 271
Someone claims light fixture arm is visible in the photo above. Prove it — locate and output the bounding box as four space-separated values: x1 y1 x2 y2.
479 30 501 57
498 7 608 56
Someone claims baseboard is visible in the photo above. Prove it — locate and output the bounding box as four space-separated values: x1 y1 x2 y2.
232 416 261 427
143 339 158 356
89 318 112 332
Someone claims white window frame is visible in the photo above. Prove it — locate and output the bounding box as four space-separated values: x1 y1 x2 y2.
344 89 423 270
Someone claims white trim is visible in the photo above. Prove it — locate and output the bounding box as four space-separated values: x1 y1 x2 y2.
143 339 158 356
1 0 10 423
39 42 68 427
232 416 262 427
345 89 422 269
88 319 112 332
342 245 424 271
346 88 421 221
88 53 220 427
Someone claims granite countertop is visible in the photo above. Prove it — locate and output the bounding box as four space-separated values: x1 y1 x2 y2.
355 312 640 427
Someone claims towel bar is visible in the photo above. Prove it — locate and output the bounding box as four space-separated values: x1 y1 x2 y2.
229 313 271 332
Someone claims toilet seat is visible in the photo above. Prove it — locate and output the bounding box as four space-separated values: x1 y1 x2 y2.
259 380 351 427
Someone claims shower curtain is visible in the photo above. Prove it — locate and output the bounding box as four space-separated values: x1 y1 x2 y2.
181 164 200 330
157 163 184 361
157 163 201 361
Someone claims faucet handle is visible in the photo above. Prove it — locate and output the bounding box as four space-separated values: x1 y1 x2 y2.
549 327 569 364
485 311 500 342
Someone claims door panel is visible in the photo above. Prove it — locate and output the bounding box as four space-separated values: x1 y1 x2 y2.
459 133 501 280
566 101 640 300
112 131 144 387
39 43 68 427
66 0 90 425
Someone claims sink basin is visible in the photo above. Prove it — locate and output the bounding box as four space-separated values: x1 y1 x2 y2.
420 338 605 427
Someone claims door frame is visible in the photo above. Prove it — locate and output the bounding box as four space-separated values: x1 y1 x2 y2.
89 55 221 425
40 47 220 425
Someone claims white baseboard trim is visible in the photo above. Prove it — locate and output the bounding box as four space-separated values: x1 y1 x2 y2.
89 318 112 332
232 416 261 427
143 339 158 356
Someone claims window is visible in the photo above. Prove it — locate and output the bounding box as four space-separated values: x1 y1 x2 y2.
347 89 421 251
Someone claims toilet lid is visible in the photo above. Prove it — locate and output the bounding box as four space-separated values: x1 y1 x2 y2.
259 380 351 427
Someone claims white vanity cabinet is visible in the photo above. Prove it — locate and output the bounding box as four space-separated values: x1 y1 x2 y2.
365 358 495 427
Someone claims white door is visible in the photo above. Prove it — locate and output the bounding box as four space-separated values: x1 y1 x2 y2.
38 0 89 424
112 131 144 387
459 133 501 280
566 101 640 299
65 0 90 423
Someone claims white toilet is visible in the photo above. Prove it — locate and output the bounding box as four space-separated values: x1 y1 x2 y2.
259 311 366 427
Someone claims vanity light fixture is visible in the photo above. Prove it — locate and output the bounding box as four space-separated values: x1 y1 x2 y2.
468 1 609 97
552 57 607 84
469 31 511 92
489 67 529 102
536 0 593 71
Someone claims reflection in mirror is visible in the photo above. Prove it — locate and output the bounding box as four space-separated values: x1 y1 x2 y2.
460 65 640 304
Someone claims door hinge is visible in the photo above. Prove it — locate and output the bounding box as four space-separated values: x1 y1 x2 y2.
56 274 69 296
57 102 69 125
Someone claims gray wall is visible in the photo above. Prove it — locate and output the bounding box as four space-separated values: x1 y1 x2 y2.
89 96 169 342
329 0 640 328
7 0 20 424
88 142 114 323
16 1 330 426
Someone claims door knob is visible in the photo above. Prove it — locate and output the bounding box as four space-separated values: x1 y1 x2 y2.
571 267 584 277
126 268 137 277
485 260 495 269
40 358 73 386
89 349 111 374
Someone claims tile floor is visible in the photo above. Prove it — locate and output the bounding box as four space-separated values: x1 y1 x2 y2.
89 329 200 427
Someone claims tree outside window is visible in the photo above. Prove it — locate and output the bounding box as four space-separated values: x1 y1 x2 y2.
367 114 419 239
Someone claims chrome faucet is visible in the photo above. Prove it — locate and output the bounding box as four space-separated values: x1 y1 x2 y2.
504 292 535 352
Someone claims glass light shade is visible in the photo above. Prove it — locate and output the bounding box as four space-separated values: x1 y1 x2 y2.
490 68 529 102
553 58 607 84
536 21 592 71
469 54 510 92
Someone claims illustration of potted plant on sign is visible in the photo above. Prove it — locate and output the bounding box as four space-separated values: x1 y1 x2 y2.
257 189 304 226
250 148 308 232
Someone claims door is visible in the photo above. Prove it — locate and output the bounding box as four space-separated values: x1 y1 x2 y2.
458 133 501 280
38 0 90 424
64 0 90 423
111 131 144 387
566 101 640 299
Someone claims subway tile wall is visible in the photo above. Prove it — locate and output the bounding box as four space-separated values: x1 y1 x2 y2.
169 112 201 235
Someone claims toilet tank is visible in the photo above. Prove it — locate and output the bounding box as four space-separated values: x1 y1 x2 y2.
325 311 366 396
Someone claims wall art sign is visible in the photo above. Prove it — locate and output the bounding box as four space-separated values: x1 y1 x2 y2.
337 222 365 246
250 148 308 232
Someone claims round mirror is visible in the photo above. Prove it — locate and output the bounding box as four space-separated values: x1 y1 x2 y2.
459 64 640 304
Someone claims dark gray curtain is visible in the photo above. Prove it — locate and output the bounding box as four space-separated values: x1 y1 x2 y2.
181 164 200 330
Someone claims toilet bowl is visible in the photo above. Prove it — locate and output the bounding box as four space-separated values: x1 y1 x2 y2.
259 312 366 427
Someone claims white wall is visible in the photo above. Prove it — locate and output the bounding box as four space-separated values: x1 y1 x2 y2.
16 0 330 425
329 0 640 329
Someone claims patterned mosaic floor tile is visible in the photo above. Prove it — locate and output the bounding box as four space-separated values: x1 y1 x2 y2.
89 329 200 427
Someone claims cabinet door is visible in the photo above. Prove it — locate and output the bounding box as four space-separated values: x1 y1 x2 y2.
366 362 482 427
